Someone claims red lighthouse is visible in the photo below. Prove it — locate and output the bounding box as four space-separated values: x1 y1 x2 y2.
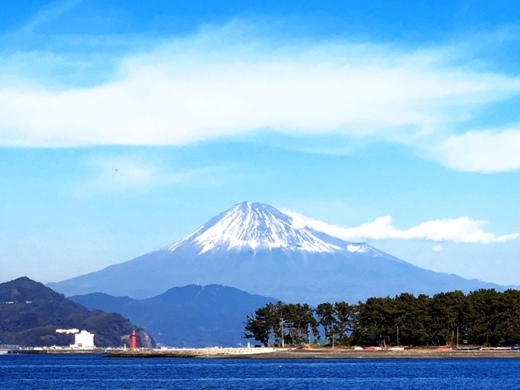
130 330 137 349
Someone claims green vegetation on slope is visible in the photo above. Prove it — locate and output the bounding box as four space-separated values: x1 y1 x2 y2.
70 284 275 347
0 277 154 348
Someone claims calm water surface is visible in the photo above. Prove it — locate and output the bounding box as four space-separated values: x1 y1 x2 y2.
1 354 520 389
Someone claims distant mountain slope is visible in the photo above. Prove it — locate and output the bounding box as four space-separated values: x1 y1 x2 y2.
0 277 154 348
49 201 505 304
70 284 275 347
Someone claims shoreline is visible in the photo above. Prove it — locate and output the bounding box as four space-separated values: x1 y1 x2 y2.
6 347 520 359
104 347 520 359
229 349 520 360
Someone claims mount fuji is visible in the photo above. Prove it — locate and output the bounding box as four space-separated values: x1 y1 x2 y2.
49 201 503 304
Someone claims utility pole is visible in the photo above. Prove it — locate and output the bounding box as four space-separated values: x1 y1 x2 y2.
280 318 284 348
456 326 459 349
397 326 399 347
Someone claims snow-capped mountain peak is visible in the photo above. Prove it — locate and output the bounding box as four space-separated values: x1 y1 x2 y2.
165 201 342 254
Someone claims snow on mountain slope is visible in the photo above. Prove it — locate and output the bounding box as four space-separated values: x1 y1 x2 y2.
48 201 506 303
165 201 343 254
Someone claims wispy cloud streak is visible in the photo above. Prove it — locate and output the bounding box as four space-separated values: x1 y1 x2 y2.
16 0 83 35
74 156 230 195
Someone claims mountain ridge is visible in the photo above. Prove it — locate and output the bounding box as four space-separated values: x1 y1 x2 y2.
164 201 344 254
48 201 507 303
69 284 275 347
0 277 155 348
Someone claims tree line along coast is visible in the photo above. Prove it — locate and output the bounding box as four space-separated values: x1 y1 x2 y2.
244 289 520 348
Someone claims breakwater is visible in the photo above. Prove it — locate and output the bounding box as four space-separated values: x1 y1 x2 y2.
105 347 520 359
106 347 275 358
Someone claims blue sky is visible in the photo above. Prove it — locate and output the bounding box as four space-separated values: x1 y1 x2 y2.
2 0 520 287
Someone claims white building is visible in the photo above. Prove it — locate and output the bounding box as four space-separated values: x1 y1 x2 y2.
71 330 95 349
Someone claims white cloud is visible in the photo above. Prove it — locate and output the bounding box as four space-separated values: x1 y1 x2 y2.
1 26 520 154
436 129 520 172
432 245 443 252
285 210 519 244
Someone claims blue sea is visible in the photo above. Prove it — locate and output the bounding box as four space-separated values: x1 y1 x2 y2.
1 354 520 389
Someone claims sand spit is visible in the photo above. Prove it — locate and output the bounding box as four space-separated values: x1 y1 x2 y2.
105 347 520 359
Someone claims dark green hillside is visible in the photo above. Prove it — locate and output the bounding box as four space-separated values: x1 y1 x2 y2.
0 277 155 348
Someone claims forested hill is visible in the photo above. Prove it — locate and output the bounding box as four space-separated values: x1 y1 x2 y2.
245 289 520 348
70 284 275 347
0 277 154 348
